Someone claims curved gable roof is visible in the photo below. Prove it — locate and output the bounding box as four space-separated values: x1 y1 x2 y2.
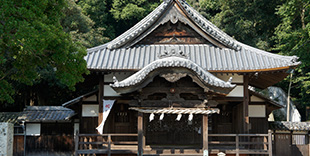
85 0 300 89
111 55 236 95
106 0 241 50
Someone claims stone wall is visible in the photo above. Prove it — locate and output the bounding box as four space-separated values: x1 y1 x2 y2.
0 122 13 156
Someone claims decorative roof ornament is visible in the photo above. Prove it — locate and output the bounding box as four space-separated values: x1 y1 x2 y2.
160 73 187 82
158 46 188 59
291 56 299 63
227 77 233 84
110 56 236 94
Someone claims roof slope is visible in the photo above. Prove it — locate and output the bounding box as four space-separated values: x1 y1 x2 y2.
86 0 300 73
86 44 299 72
0 112 21 124
111 54 236 94
269 121 310 131
19 106 75 122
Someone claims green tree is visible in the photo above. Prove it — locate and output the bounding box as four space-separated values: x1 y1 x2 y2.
62 0 110 48
211 0 284 50
187 0 221 20
274 0 310 120
0 0 89 105
110 0 160 35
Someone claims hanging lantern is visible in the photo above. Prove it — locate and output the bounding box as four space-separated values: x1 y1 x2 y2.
159 113 165 120
188 113 193 121
149 113 154 122
176 114 182 121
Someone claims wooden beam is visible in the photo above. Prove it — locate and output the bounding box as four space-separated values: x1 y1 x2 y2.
138 112 144 156
212 97 244 101
203 115 208 155
98 75 104 126
243 75 249 133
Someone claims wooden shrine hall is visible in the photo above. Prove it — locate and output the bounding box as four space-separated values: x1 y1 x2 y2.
64 0 300 155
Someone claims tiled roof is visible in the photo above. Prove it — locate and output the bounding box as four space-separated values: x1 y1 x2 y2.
86 44 299 71
111 55 236 94
106 0 241 50
19 106 75 122
86 0 300 72
269 121 310 131
249 88 283 108
62 90 98 107
0 112 22 124
0 106 75 123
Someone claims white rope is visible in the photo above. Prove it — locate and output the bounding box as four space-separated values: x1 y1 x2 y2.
129 107 220 115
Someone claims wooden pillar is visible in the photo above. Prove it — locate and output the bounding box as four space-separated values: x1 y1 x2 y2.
138 112 144 156
98 75 104 126
203 115 208 156
268 130 272 156
243 75 249 133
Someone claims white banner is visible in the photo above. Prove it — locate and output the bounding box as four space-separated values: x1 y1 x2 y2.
96 100 115 134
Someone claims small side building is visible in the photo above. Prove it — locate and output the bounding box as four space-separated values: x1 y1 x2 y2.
270 121 310 156
0 106 76 156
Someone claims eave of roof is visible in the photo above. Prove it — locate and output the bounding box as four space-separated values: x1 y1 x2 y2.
62 90 98 107
86 44 300 72
249 89 283 108
0 112 22 124
269 121 310 131
111 55 236 95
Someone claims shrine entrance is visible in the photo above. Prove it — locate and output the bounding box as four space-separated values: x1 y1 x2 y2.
145 113 203 146
109 52 236 155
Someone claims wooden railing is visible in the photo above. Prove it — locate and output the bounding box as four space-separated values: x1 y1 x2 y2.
75 132 272 156
75 133 138 156
209 132 272 156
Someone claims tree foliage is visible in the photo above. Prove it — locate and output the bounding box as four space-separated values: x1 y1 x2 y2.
1 0 310 118
273 0 310 119
209 0 284 50
110 0 161 35
0 0 89 105
62 0 110 48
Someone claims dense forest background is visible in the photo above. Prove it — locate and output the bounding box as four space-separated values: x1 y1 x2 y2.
1 0 309 120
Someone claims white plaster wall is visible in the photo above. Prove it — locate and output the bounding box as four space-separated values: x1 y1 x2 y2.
82 104 99 117
227 85 243 97
250 95 265 102
104 72 134 82
104 85 120 97
84 94 97 101
249 105 266 117
26 124 40 136
0 122 14 156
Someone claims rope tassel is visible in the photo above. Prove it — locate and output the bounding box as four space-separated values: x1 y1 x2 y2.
176 114 182 121
188 113 193 121
149 113 155 122
159 113 165 120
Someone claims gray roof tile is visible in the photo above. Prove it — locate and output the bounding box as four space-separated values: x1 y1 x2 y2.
86 44 299 71
269 121 310 131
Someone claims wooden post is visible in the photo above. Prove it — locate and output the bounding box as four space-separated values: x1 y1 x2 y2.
98 75 104 126
268 130 272 156
138 112 144 156
236 134 239 156
108 134 111 156
74 132 79 156
203 115 208 156
243 75 249 133
290 131 293 156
